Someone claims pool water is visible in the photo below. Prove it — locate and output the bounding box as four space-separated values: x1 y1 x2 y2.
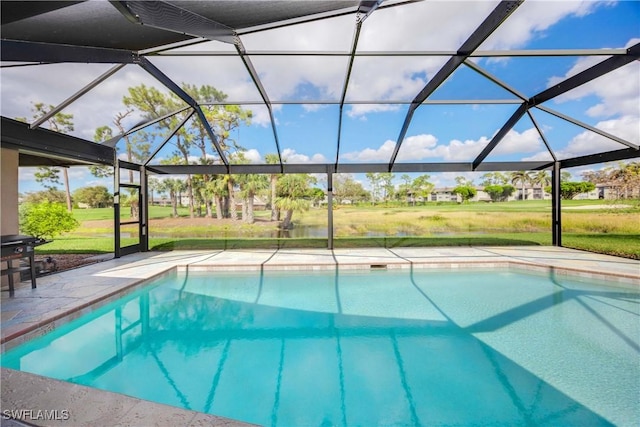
2 268 638 426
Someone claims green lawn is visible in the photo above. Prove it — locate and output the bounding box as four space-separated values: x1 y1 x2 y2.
36 200 639 259
72 205 190 221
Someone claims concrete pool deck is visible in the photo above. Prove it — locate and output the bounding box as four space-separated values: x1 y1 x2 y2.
1 246 639 426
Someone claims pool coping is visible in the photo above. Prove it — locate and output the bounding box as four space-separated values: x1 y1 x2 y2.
1 247 638 426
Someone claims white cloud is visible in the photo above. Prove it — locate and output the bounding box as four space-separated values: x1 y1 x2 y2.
243 149 262 163
524 114 639 161
547 45 640 119
281 148 327 163
342 128 542 162
480 1 612 50
346 104 402 119
523 38 640 160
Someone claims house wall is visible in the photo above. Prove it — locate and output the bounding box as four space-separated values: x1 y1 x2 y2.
1 148 19 235
1 148 20 287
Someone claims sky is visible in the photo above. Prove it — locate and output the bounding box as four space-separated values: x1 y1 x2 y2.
2 0 639 195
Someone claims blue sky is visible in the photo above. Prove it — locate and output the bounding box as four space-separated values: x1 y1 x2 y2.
3 0 638 195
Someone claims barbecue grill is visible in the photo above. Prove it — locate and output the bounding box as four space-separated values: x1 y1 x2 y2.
1 235 44 297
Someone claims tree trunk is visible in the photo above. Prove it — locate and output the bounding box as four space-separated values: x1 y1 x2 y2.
63 168 72 211
281 209 294 229
270 175 279 221
227 179 237 221
214 196 223 219
206 200 213 218
241 198 248 222
246 194 255 224
187 175 195 218
170 191 178 218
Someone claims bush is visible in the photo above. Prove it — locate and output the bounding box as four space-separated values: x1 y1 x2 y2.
19 202 79 240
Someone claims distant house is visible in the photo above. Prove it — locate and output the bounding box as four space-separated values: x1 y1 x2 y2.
425 185 555 203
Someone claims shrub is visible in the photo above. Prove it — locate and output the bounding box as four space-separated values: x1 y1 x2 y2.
19 202 79 240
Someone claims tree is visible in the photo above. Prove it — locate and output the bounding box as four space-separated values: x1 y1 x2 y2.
207 176 228 219
22 189 66 205
275 174 315 229
397 174 413 204
236 171 269 224
510 171 533 200
183 84 253 218
557 182 596 200
411 174 434 204
366 172 382 204
158 178 186 217
21 103 74 211
73 186 112 208
333 174 369 204
307 187 326 207
148 177 162 205
583 161 640 199
480 172 509 186
89 126 115 179
455 176 473 187
452 185 477 202
19 202 79 240
379 172 395 203
485 184 516 202
34 167 62 191
265 154 281 220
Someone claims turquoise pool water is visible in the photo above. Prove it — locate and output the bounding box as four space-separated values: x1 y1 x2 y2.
2 268 638 426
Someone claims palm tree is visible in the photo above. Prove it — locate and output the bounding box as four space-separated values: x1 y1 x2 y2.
275 174 314 229
238 173 268 224
265 153 281 221
207 175 228 219
275 197 309 229
159 178 186 218
510 171 533 201
531 171 551 199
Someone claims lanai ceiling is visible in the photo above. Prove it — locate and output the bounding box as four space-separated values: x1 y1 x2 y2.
1 0 638 174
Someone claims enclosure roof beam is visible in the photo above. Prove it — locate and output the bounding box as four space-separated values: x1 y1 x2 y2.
527 110 557 162
137 57 229 168
472 43 640 170
151 48 630 57
144 109 196 166
110 0 236 44
472 103 528 170
463 60 528 101
531 42 640 106
560 148 640 169
389 0 523 170
336 13 365 167
0 39 136 63
30 64 126 129
535 105 639 150
197 99 522 105
235 0 406 36
235 38 284 171
146 160 552 176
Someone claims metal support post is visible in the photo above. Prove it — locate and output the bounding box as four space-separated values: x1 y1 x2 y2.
327 173 334 250
551 162 562 246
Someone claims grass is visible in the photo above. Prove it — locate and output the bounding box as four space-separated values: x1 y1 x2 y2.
35 199 640 259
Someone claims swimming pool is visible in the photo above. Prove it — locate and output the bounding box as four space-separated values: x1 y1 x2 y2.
2 267 638 426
